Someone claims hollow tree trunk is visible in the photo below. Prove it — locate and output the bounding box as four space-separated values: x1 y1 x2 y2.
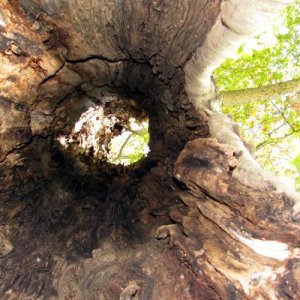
0 1 299 300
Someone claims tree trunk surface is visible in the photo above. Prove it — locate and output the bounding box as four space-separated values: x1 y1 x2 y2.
0 1 299 299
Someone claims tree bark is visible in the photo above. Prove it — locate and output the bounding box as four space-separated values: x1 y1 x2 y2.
221 78 300 106
0 1 299 300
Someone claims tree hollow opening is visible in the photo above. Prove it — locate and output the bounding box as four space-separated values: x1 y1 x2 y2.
54 94 150 176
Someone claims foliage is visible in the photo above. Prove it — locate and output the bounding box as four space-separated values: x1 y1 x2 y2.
216 0 300 90
292 153 300 190
214 0 300 188
108 119 149 165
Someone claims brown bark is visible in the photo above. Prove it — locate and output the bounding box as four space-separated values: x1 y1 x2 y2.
0 1 299 300
170 138 300 298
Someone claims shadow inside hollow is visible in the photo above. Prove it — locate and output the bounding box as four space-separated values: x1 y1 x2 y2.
0 89 161 297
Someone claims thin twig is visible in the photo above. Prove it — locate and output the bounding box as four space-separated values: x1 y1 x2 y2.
115 133 134 160
271 100 295 131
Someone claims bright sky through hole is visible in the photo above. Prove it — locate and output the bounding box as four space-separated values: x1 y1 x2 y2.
57 105 150 166
108 118 150 165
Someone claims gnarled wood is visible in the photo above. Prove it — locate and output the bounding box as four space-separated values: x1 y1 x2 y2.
168 138 300 299
0 0 299 299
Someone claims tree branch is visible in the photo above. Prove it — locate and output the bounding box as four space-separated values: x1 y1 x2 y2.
114 133 134 161
221 78 300 106
271 100 295 132
256 128 300 150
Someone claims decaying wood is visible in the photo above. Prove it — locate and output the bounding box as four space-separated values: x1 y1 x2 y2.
0 0 299 299
164 138 300 299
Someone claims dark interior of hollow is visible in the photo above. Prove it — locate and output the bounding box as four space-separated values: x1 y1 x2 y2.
3 2 300 299
0 56 209 297
0 2 221 298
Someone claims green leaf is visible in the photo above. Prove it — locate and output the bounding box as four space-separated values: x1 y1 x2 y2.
292 153 300 174
214 0 300 188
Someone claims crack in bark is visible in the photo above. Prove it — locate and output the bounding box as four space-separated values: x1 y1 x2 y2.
39 59 66 86
65 54 130 64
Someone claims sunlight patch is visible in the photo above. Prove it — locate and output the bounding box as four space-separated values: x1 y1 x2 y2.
56 99 150 166
107 118 149 165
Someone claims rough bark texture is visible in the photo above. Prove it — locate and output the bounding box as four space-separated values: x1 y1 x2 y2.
0 1 299 300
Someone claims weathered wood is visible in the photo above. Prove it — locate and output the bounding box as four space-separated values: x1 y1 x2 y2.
0 0 299 299
166 138 300 299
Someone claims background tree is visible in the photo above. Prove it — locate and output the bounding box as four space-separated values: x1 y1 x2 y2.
214 0 300 188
